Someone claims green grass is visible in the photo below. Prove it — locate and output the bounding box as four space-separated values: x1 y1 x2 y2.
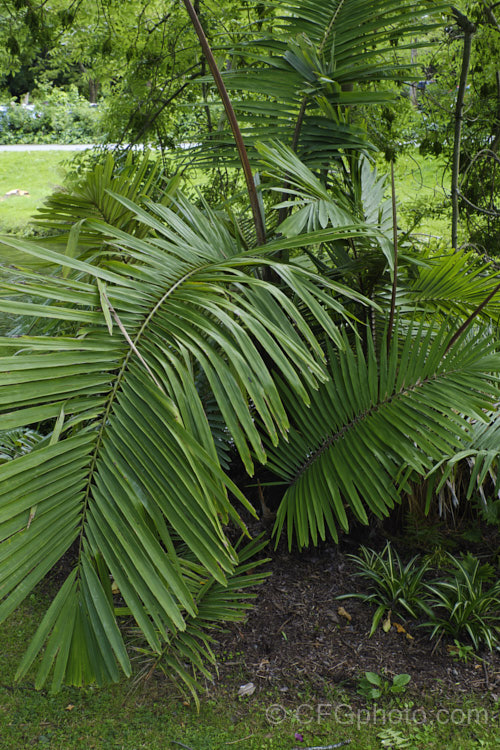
0 592 497 750
393 151 450 240
372 149 457 245
0 151 67 233
388 150 468 245
0 148 456 242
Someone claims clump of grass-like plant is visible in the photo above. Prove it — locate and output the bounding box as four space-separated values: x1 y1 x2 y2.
422 553 500 651
338 542 432 636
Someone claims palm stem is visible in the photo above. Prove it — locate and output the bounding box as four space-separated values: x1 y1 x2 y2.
451 7 476 249
445 280 500 354
182 0 266 245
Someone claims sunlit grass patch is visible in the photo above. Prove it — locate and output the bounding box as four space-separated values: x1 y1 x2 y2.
0 151 67 233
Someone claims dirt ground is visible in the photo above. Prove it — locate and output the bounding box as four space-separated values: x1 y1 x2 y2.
212 527 500 702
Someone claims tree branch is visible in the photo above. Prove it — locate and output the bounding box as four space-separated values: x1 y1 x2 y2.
451 8 476 249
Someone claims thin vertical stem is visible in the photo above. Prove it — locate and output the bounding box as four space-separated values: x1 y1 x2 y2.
445 281 500 354
451 8 476 249
387 161 398 354
182 0 266 245
277 99 309 232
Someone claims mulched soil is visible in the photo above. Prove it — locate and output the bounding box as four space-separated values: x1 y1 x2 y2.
212 525 500 703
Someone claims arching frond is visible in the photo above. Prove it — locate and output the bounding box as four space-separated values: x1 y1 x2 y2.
266 323 500 550
0 189 363 691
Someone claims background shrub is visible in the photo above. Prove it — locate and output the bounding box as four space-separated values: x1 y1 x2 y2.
0 86 102 144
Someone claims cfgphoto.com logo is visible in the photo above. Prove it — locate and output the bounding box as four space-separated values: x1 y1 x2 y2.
265 702 497 730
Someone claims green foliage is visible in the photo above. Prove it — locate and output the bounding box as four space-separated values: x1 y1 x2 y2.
427 410 500 521
0 585 496 750
196 0 444 172
33 150 176 255
356 671 411 701
1 0 258 147
0 153 367 693
377 727 417 749
341 545 500 650
475 496 500 527
267 322 500 551
448 639 477 664
415 6 500 251
0 427 43 463
131 534 270 707
0 86 101 144
368 94 420 163
2 0 500 701
422 553 500 650
338 543 431 636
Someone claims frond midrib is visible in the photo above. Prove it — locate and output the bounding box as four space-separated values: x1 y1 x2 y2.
76 262 212 558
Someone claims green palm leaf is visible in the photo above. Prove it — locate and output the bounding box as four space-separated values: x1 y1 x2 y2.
0 187 363 690
0 427 44 462
381 249 500 321
193 0 445 168
427 410 500 506
256 142 394 273
132 534 270 708
0 152 177 272
266 323 500 550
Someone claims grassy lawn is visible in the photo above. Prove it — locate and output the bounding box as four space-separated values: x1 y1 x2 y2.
372 150 452 244
0 151 67 233
0 148 456 242
0 591 497 750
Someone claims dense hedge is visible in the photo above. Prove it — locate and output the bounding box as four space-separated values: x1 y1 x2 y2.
0 87 102 144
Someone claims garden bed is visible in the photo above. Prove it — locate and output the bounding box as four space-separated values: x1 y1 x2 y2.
213 533 500 701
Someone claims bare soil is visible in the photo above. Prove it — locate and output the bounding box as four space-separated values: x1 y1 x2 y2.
213 530 500 703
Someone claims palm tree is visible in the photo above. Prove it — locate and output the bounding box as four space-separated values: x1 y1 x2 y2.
2 0 500 696
2 147 500 692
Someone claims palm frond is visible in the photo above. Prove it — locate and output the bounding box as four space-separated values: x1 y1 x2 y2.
427 411 500 509
378 249 500 320
0 185 363 690
256 143 394 276
266 323 500 550
133 535 269 708
0 428 44 463
191 0 445 169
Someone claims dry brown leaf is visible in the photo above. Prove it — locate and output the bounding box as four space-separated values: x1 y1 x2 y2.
337 606 352 622
65 704 75 711
393 622 406 634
